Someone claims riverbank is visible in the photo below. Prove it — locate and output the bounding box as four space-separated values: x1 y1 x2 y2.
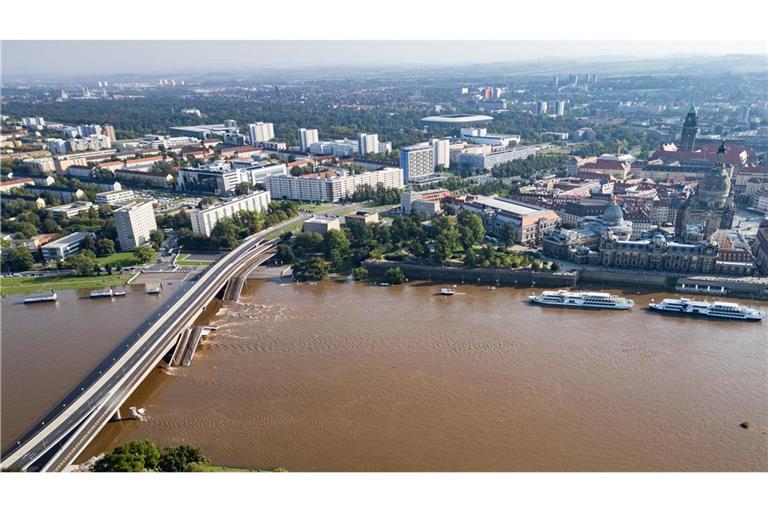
363 260 768 300
0 273 132 297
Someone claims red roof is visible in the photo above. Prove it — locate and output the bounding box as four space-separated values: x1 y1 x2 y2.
580 159 630 171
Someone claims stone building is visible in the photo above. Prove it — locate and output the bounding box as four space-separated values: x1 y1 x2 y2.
675 143 735 240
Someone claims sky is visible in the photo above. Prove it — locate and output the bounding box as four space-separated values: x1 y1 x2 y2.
2 40 766 78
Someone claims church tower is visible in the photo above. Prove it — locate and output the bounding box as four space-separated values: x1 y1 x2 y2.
679 105 698 152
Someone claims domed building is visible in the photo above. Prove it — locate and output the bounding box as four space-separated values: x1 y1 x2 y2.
541 202 632 258
675 142 735 240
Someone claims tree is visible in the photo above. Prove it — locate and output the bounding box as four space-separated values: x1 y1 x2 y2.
149 229 165 249
550 261 560 272
13 222 38 239
464 248 478 267
324 229 350 270
6 245 35 272
457 210 485 249
82 235 97 253
157 445 208 472
383 266 406 285
234 182 251 195
293 231 324 256
275 243 294 264
352 266 368 281
210 218 240 249
42 218 61 234
134 245 156 264
92 439 160 472
292 257 330 282
93 452 145 472
498 222 517 249
96 238 116 257
63 252 98 276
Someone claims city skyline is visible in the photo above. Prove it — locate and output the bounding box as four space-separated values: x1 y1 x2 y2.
2 40 766 78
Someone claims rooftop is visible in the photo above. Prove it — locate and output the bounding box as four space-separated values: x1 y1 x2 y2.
42 231 92 249
468 196 544 216
420 114 494 124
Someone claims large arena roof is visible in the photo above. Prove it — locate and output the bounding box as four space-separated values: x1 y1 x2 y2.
420 114 494 124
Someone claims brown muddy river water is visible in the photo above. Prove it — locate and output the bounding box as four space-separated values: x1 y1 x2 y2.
3 278 767 471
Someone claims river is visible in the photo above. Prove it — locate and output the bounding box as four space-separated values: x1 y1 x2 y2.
3 278 767 471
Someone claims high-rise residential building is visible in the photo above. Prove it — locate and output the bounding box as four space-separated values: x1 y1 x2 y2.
358 133 380 155
536 101 549 115
552 76 559 86
679 105 698 152
400 143 435 182
191 190 271 237
299 128 319 152
103 124 117 142
554 100 566 116
77 124 102 137
113 201 157 252
431 138 450 169
248 122 275 145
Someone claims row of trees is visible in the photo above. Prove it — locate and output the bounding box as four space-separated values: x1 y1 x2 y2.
349 183 401 205
93 439 208 472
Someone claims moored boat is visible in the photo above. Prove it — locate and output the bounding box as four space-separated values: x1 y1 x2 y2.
24 290 58 304
648 297 764 322
89 288 114 298
529 290 634 310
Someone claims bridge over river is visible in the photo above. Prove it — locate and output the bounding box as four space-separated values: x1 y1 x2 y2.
1 224 286 472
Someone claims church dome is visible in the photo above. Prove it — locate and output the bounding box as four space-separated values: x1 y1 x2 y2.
602 203 624 225
697 164 730 208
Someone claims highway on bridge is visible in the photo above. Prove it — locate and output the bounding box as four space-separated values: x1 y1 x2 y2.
1 219 296 471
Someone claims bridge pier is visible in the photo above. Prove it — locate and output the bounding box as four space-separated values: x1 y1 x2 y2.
111 409 121 422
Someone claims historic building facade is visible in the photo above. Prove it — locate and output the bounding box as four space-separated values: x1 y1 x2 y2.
675 144 735 240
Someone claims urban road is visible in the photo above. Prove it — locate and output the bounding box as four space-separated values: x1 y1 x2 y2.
1 219 297 471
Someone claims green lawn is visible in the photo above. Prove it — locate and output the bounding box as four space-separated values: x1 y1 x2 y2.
0 273 131 297
265 218 305 240
96 252 139 267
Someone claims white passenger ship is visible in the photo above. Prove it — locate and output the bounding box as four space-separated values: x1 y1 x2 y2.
648 297 764 322
529 290 634 310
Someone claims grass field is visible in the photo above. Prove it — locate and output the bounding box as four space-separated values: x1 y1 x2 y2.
96 252 139 267
0 273 131 297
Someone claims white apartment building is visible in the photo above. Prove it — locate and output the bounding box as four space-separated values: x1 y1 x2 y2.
190 190 272 237
299 128 319 152
266 167 404 203
400 143 435 182
95 189 136 206
431 138 451 169
358 133 380 155
113 201 157 252
248 122 275 144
